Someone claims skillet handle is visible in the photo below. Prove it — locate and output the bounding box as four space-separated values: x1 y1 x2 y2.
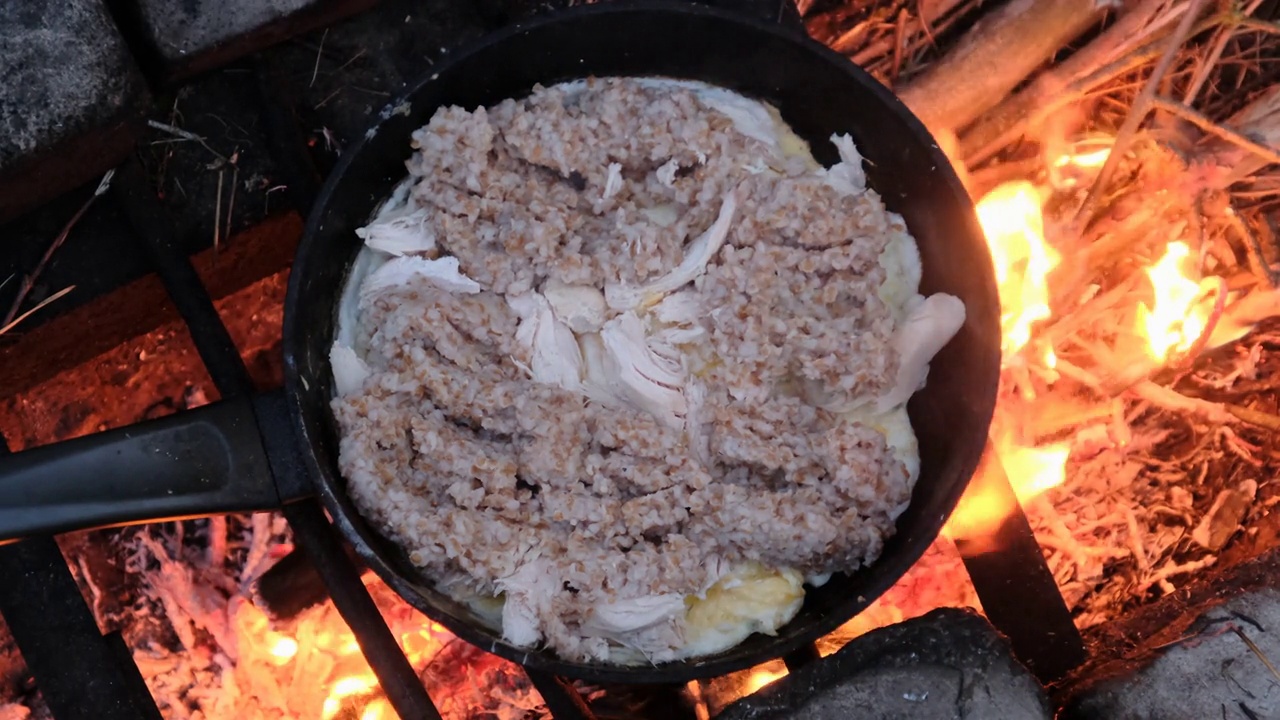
0 394 289 544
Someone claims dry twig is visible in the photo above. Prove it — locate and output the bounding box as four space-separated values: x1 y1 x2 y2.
310 28 328 88
1129 380 1234 423
1223 208 1280 288
1152 97 1280 168
2 169 113 328
146 119 227 163
1074 0 1211 229
960 0 1193 163
1182 0 1265 105
214 168 225 252
0 286 75 336
1233 626 1280 684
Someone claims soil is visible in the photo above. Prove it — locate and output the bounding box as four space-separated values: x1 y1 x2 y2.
1056 544 1280 710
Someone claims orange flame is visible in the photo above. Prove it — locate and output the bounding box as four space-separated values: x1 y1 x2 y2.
322 675 378 720
268 635 298 662
944 429 1069 541
948 178 1073 541
975 181 1061 357
362 699 393 720
1136 242 1211 363
1053 147 1111 169
745 667 788 695
994 432 1070 503
1048 140 1113 189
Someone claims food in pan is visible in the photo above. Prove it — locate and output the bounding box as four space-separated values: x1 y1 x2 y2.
329 77 965 664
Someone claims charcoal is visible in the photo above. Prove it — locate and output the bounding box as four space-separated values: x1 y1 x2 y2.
718 608 1052 720
0 0 148 222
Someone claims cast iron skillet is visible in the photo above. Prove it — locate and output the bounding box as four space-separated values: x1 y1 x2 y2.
0 1 1000 684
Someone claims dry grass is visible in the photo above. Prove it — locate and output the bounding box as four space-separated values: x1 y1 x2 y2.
792 0 1280 650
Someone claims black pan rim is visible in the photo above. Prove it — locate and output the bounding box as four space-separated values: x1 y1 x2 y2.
284 0 998 684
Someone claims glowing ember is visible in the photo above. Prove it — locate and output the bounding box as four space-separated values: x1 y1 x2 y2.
331 675 377 697
1137 241 1211 363
975 180 1061 357
323 675 377 719
269 635 298 661
362 699 393 720
1053 147 1111 168
745 667 788 695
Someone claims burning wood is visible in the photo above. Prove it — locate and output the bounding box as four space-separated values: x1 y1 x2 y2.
121 522 550 720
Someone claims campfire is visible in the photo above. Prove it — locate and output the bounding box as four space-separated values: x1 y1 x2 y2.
0 0 1277 718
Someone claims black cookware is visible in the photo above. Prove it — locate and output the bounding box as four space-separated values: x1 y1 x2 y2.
0 0 1000 685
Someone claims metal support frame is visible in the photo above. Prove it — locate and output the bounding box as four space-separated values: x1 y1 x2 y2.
0 441 165 720
954 445 1086 682
112 160 448 719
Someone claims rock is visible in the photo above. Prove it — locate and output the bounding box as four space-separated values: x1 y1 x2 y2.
124 0 379 81
0 0 148 222
719 609 1052 720
1064 589 1280 720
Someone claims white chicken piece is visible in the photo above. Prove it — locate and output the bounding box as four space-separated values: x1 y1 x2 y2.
823 132 868 194
354 207 436 256
542 280 607 333
605 190 738 311
648 291 708 349
684 85 783 152
602 162 624 200
359 255 481 305
655 159 680 188
329 342 371 397
875 292 966 413
577 332 626 410
599 312 688 428
496 558 557 647
641 203 679 228
683 379 713 465
877 231 925 321
508 293 584 391
580 594 687 638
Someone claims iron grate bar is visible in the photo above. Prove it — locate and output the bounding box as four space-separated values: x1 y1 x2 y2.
284 501 442 720
782 642 821 673
114 156 444 718
526 669 598 720
0 438 165 720
954 445 1086 682
110 161 256 399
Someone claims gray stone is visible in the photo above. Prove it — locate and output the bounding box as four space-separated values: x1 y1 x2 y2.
719 609 1052 720
1065 589 1280 720
129 0 378 81
136 0 312 59
0 0 148 220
